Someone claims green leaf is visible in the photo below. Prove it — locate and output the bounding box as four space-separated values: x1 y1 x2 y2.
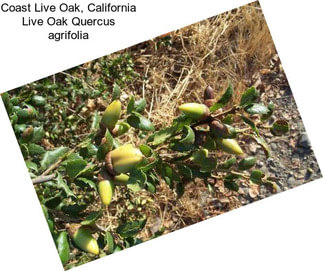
105 231 114 253
112 83 121 101
31 95 46 107
31 126 45 143
28 143 45 156
127 96 135 114
134 98 147 113
2 92 11 113
200 157 217 172
224 180 239 191
26 160 38 172
170 142 195 152
179 125 195 145
116 219 147 238
40 147 69 170
139 144 153 157
91 111 100 131
177 164 193 179
56 173 76 198
251 134 271 158
66 159 87 179
127 170 146 192
222 114 234 125
250 170 264 184
56 231 70 265
147 127 175 146
238 157 257 170
270 120 289 136
218 157 237 170
245 103 269 115
225 173 241 180
210 85 233 112
261 101 274 121
240 86 258 106
203 135 216 150
240 115 259 136
75 177 97 191
127 113 154 131
81 211 102 225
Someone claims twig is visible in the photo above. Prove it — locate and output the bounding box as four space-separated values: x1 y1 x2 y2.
32 174 56 185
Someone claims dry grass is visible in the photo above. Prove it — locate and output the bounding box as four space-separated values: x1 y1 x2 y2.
94 1 278 239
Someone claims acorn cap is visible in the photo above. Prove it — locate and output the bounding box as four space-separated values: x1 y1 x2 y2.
101 100 122 131
209 120 229 138
179 103 210 120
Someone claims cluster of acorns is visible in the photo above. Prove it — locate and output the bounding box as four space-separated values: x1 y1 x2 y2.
69 86 245 256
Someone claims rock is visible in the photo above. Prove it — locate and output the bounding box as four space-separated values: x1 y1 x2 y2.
250 144 257 154
298 133 311 149
270 143 278 151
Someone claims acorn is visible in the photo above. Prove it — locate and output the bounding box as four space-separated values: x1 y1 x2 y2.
112 173 130 185
178 103 210 120
210 120 229 138
105 144 144 175
215 138 244 155
98 179 114 205
68 224 99 255
204 86 215 100
112 122 131 136
203 86 215 107
101 100 121 131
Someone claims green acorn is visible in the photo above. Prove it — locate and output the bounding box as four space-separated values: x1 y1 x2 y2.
101 100 121 130
215 138 244 155
112 173 130 185
178 103 210 120
98 179 114 205
112 122 131 136
105 144 144 175
68 224 99 255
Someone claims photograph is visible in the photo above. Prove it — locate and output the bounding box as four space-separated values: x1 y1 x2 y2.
1 1 321 269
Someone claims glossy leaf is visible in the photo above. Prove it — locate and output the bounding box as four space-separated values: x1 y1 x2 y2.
218 157 237 169
245 103 269 115
56 173 76 198
127 113 154 131
261 101 274 121
56 231 70 265
66 159 87 179
105 231 114 253
116 219 147 238
81 211 102 225
112 83 121 101
224 180 239 191
179 125 195 145
40 147 69 170
75 177 97 191
134 98 147 113
28 143 45 156
210 85 233 112
250 170 264 184
240 86 258 106
147 127 175 146
240 115 259 136
238 157 257 170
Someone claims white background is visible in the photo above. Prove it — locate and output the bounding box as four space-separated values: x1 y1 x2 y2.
0 0 322 270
